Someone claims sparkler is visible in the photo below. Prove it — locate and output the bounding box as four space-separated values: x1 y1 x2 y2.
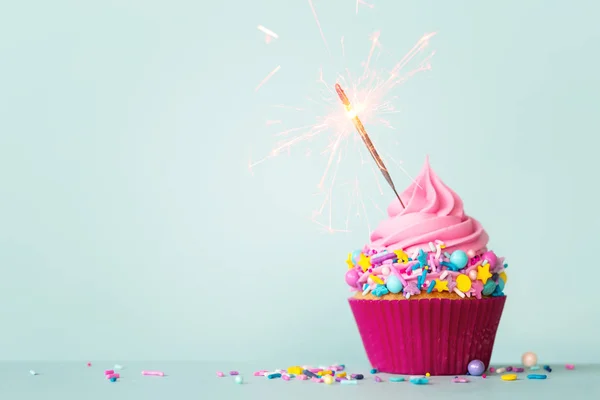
334 83 405 208
250 2 436 232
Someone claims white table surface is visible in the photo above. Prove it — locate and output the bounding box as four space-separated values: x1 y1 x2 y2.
1 362 596 400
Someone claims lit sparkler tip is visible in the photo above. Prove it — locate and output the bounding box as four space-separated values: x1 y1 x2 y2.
334 83 350 106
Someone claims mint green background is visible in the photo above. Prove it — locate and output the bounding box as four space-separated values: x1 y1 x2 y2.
1 0 598 364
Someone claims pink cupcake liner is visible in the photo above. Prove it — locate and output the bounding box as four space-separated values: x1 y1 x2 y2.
349 296 506 375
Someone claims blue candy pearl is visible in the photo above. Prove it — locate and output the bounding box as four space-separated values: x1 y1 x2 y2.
385 275 404 294
449 250 468 269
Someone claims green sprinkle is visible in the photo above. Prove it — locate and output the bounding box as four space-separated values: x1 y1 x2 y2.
390 376 405 382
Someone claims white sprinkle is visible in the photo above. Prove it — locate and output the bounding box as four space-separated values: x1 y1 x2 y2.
29 370 37 376
440 271 449 280
362 287 371 296
428 242 436 252
444 252 451 258
411 250 419 260
482 260 489 266
257 25 279 39
453 288 465 298
496 367 506 373
114 364 123 370
405 293 411 299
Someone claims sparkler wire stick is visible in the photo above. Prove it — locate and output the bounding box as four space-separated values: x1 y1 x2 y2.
334 83 405 208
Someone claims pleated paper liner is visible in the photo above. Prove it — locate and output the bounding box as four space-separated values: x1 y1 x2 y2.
348 296 506 375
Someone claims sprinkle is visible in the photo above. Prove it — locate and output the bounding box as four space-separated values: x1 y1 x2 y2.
513 367 524 373
282 374 290 381
496 368 506 373
104 370 115 375
374 376 383 382
482 374 487 378
440 271 449 280
410 377 429 385
317 370 333 376
29 370 37 376
297 374 308 380
444 251 451 258
370 368 378 374
527 374 547 380
109 377 117 382
268 373 282 379
337 372 347 378
428 242 436 252
323 375 334 384
87 362 92 367
489 367 495 373
355 374 364 380
543 365 552 373
390 376 405 382
303 369 317 378
254 370 267 376
506 366 513 372
452 377 469 383
530 366 541 371
501 374 517 381
235 375 244 384
341 379 357 385
230 371 239 376
425 372 430 377
106 373 120 379
565 364 575 370
371 284 389 297
453 287 466 298
427 280 436 293
370 275 384 285
142 371 165 377
216 371 225 377
362 286 371 296
114 364 123 370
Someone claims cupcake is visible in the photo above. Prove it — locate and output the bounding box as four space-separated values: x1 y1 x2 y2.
346 158 507 375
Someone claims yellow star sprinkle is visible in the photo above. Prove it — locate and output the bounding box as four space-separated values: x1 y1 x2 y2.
394 249 409 263
346 253 354 269
357 253 371 271
477 265 493 284
435 279 449 292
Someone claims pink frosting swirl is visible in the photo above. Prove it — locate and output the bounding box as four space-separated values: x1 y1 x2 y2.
370 157 489 255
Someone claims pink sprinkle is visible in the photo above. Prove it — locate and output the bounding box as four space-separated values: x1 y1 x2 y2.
489 367 495 373
142 371 165 377
311 377 323 383
452 377 469 383
297 374 308 380
106 373 120 379
513 367 524 373
482 374 487 379
87 362 92 367
253 370 267 376
282 374 290 381
104 370 114 375
565 364 575 370
217 371 225 377
309 368 322 373
374 376 382 382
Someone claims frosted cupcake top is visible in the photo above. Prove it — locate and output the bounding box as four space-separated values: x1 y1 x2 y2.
345 158 507 299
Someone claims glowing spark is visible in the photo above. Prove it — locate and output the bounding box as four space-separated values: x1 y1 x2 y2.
307 0 331 57
257 25 279 39
255 65 281 92
363 31 380 75
251 32 436 232
334 83 405 208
